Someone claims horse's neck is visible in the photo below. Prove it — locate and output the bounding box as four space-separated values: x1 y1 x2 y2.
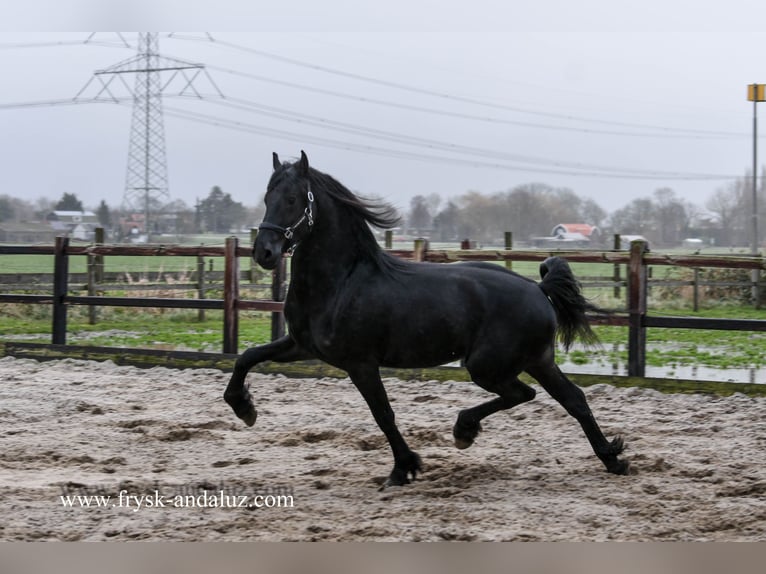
290 221 378 292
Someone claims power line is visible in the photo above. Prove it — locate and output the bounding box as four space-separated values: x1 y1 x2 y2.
0 94 742 181
205 96 737 179
172 35 747 140
0 33 132 50
157 101 738 181
2 33 750 140
201 64 744 141
0 33 744 184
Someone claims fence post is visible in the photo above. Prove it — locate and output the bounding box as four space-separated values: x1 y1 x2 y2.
87 252 98 325
693 267 700 312
613 233 621 299
86 227 105 325
197 252 206 322
627 239 648 377
385 230 393 249
52 236 69 345
271 256 286 341
504 231 513 271
413 238 428 262
94 227 104 282
223 236 239 354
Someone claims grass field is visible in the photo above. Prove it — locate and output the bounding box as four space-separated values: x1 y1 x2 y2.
0 253 255 275
0 307 274 352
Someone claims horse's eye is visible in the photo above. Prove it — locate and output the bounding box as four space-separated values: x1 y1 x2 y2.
287 196 297 206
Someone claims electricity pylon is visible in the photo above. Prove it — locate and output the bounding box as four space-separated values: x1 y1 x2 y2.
76 32 222 236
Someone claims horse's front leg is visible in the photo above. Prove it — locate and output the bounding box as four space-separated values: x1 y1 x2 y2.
224 335 311 426
347 364 422 489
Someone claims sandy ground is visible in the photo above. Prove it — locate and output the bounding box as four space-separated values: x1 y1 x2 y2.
0 356 764 542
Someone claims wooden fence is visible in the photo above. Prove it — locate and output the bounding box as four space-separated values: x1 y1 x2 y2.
0 237 284 355
2 235 766 378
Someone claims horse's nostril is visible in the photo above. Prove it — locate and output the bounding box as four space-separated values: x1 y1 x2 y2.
263 248 273 261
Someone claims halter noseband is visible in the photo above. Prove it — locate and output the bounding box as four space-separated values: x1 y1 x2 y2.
257 183 315 254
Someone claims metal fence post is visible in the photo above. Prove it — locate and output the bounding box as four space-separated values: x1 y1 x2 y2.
52 236 69 345
223 236 239 354
504 231 513 271
627 240 648 377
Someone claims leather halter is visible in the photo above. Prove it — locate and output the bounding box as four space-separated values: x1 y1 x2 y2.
256 183 315 254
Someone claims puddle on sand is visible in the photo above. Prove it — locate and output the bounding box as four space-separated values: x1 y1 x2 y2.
559 341 764 384
558 359 764 384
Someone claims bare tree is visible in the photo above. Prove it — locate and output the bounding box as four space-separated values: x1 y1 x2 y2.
408 195 432 236
653 188 688 245
705 179 752 245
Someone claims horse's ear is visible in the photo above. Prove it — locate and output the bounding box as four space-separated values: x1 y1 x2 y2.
298 150 309 176
272 152 280 171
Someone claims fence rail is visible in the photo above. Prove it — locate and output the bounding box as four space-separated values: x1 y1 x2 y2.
2 236 766 379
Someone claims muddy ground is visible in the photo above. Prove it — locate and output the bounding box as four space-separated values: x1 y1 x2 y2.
0 356 764 541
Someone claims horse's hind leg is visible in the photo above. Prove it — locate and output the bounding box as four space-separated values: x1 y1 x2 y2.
453 375 536 449
224 335 312 426
526 361 630 475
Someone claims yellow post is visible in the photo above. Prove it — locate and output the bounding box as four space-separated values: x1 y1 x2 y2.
748 84 766 102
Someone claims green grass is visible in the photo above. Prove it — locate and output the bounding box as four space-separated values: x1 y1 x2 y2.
0 308 273 352
0 252 254 275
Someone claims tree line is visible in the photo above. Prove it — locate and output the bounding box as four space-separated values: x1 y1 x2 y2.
0 186 264 238
1 171 764 247
405 172 766 248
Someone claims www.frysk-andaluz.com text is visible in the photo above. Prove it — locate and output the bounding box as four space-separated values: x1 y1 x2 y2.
58 481 294 511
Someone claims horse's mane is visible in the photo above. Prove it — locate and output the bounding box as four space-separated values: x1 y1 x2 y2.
269 162 400 229
271 164 405 275
268 159 407 274
308 168 401 231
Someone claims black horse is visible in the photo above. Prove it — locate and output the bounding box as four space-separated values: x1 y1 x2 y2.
224 151 629 487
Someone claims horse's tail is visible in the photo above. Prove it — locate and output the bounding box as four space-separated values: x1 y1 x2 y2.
538 256 603 350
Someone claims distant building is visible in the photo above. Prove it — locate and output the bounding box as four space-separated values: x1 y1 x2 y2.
45 210 99 241
550 223 601 242
532 223 600 248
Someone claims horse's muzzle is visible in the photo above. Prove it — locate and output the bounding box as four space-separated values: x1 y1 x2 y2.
253 233 284 270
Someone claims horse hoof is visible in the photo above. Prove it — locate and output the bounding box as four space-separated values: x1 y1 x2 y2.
609 459 631 475
454 437 473 450
239 408 257 427
378 478 404 492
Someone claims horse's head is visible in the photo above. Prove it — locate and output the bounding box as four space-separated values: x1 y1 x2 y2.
254 150 316 269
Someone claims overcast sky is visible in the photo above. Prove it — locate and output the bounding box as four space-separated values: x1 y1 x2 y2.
3 1 766 218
